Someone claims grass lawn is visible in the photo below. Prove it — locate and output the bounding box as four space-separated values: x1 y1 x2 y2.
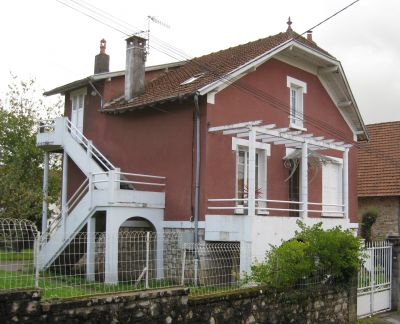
0 268 179 299
356 316 386 324
0 249 33 261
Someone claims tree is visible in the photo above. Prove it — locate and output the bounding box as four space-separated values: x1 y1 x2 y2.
0 75 62 226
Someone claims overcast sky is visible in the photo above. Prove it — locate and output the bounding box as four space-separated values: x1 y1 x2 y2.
1 0 399 125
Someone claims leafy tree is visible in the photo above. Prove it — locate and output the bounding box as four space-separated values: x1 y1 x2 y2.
249 221 364 288
0 75 62 226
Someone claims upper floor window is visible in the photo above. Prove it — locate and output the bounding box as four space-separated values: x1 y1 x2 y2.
70 88 87 137
287 76 307 130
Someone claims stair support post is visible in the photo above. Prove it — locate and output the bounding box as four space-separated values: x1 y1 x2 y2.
86 216 96 281
104 210 119 284
61 151 68 238
41 152 49 233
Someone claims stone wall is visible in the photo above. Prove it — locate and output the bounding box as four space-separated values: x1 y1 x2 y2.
0 283 355 323
358 196 400 239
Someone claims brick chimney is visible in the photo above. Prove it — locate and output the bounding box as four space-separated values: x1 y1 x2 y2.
306 30 313 42
125 35 147 101
94 39 110 74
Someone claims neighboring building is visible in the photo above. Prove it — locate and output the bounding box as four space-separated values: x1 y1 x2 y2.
37 21 368 282
358 121 400 239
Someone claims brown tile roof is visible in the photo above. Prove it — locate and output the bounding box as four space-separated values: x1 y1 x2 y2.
358 121 400 197
104 30 334 113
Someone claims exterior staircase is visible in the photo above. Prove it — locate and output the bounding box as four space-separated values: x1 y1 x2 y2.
36 117 165 270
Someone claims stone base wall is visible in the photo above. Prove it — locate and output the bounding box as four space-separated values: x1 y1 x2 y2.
0 283 355 323
358 196 400 240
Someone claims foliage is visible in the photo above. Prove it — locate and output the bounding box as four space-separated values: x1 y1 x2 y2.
360 206 379 241
0 75 62 225
249 221 364 288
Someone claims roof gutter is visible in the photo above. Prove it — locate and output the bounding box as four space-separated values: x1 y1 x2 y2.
193 93 201 265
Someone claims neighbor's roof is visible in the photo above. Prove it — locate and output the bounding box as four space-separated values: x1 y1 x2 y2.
104 30 334 112
358 121 400 197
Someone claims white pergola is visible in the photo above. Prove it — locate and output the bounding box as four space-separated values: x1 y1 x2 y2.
208 120 351 219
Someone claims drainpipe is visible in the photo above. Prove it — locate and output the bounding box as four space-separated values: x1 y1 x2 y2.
193 94 201 282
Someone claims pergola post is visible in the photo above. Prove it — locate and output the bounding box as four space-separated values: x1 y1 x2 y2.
301 142 308 218
343 148 349 219
248 129 256 216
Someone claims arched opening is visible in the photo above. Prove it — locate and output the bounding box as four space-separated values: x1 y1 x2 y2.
117 217 157 284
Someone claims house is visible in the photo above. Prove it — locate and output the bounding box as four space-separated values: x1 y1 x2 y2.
37 21 368 282
358 121 400 239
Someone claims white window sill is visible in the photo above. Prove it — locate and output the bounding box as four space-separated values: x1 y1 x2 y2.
289 123 307 132
321 213 344 218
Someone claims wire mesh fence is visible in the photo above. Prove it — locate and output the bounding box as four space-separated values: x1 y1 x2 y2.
0 218 337 299
0 218 39 290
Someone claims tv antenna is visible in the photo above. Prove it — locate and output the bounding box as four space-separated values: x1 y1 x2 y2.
147 15 171 55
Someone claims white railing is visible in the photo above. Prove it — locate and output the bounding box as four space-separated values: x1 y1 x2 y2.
42 179 90 242
64 119 115 171
92 171 166 190
38 119 56 133
208 198 344 216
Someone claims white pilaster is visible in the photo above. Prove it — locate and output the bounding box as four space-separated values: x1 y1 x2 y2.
41 152 49 233
301 142 308 218
343 148 349 219
86 216 96 281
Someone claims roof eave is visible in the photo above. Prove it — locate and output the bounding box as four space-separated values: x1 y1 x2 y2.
103 92 197 114
197 39 368 141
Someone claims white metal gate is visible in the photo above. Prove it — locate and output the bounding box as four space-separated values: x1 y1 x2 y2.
357 241 392 318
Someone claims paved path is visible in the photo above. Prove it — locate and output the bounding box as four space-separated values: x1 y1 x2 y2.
378 312 400 324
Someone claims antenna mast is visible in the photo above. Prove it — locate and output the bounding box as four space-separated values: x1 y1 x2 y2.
147 15 171 55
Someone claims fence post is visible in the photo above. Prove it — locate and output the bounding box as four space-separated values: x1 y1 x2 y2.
145 231 150 289
387 236 400 310
34 232 41 289
181 245 187 286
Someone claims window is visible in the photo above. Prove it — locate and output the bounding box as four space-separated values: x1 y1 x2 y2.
287 76 307 129
322 160 343 217
235 147 267 215
70 88 86 138
180 73 205 85
236 150 260 201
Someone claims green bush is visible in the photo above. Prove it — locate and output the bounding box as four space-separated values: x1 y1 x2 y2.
249 221 363 288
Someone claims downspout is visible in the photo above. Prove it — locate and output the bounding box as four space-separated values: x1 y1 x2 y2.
193 94 201 279
88 79 104 111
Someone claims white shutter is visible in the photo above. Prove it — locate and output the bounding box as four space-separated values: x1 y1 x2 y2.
322 161 343 216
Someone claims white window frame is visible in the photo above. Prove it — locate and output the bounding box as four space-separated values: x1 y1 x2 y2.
322 157 343 217
232 138 269 214
287 76 307 130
